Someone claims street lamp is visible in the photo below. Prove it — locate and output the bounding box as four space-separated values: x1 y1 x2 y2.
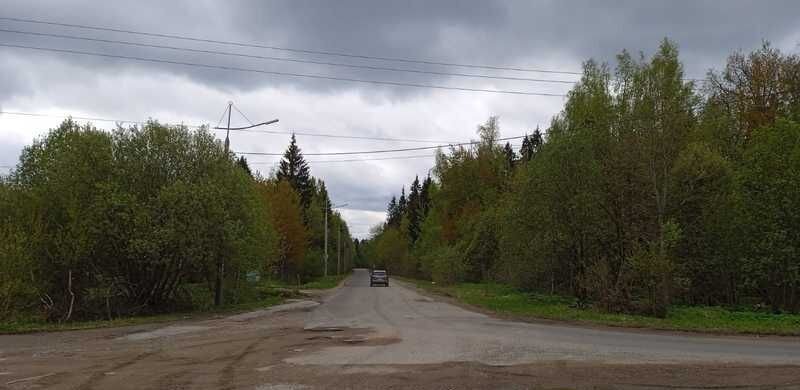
211 101 279 307
325 202 348 277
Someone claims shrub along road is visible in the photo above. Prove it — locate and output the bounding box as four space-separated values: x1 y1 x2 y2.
1 269 799 389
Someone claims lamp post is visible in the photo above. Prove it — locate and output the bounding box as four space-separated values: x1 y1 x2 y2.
212 101 278 307
325 202 348 277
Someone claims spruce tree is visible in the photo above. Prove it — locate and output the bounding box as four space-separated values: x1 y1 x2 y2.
276 134 312 210
530 127 543 155
386 196 399 227
502 142 516 170
520 134 534 161
397 187 407 218
236 156 253 178
407 176 422 244
420 175 433 218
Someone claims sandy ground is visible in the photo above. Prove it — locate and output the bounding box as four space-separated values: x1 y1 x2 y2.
1 270 799 389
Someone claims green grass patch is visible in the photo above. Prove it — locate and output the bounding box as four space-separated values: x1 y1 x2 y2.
261 273 349 290
298 274 348 289
0 295 283 335
405 279 800 336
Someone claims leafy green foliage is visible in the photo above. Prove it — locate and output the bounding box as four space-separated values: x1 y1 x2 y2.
0 120 353 323
364 40 800 320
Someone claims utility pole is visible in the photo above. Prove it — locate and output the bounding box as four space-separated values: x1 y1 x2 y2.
215 101 232 307
213 101 278 306
223 101 232 154
337 221 341 275
325 203 348 278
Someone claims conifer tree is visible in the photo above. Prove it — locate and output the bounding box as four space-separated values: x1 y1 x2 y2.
407 176 422 244
397 187 407 218
420 175 433 218
386 196 400 227
520 134 534 161
502 142 517 170
236 156 253 178
276 134 312 210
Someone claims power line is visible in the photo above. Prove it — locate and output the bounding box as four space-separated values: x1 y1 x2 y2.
0 110 462 143
250 141 524 163
0 16 583 76
248 153 437 164
0 43 567 97
311 154 436 163
235 135 526 156
284 130 458 144
0 28 578 85
0 110 203 128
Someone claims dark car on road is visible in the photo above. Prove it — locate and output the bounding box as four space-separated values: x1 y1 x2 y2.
370 269 389 287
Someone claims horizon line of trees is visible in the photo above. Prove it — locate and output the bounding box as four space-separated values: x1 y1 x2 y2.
0 124 353 322
363 39 800 317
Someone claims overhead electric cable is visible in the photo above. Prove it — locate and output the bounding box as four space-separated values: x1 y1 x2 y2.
0 110 465 144
0 110 202 127
235 135 526 156
0 43 567 97
0 28 578 84
248 153 437 164
0 16 583 75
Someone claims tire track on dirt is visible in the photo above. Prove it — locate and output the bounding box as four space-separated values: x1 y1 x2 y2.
216 336 265 390
75 350 159 390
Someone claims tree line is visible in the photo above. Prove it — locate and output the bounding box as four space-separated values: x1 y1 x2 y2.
363 40 800 316
0 123 352 321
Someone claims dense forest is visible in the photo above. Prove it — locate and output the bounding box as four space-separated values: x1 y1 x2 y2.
363 40 800 317
0 125 352 322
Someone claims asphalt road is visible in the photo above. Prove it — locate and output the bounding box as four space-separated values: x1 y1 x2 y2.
2 269 800 389
291 268 800 366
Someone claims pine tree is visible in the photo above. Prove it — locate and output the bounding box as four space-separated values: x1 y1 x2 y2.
276 134 312 210
407 176 422 244
530 127 543 155
397 187 407 218
386 196 399 227
420 175 433 218
236 156 253 177
318 180 331 216
502 142 516 170
520 134 534 162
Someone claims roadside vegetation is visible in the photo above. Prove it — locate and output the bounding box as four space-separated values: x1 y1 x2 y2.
0 123 353 327
0 273 346 334
362 40 800 329
406 279 800 335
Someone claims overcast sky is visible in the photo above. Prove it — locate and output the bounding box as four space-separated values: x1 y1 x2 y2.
1 0 799 237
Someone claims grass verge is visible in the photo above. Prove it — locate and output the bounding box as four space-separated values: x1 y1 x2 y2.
403 279 800 336
0 273 349 335
261 273 349 290
0 295 283 335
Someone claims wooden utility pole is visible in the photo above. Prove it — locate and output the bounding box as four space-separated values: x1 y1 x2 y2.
215 102 232 307
213 101 278 306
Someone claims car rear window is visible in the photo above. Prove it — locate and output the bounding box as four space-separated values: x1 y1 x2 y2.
373 270 386 275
